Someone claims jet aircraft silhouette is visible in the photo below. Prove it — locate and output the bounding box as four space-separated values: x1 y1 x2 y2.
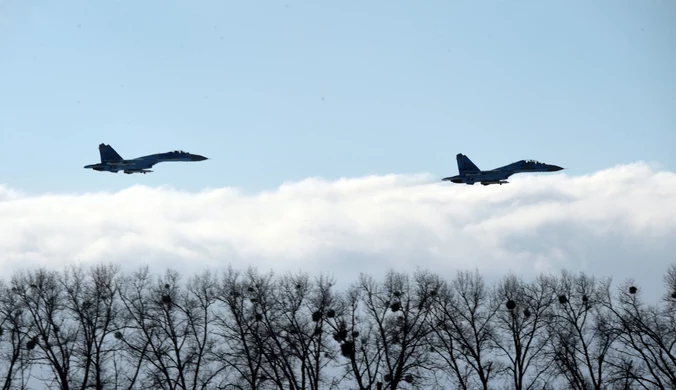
442 153 563 186
84 143 208 174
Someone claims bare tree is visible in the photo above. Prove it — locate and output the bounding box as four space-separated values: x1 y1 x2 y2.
214 267 339 390
9 268 78 390
545 270 619 390
255 271 337 390
350 270 436 390
212 266 275 389
59 263 126 390
181 269 223 389
665 264 676 304
301 273 342 390
330 282 384 390
603 274 676 389
0 279 32 390
491 273 556 390
1 261 675 390
117 266 219 390
427 269 500 390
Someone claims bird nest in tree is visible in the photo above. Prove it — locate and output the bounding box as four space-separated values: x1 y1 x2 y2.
333 329 348 342
340 341 355 357
26 338 37 350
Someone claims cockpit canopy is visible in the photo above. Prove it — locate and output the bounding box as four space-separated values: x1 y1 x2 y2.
524 159 542 164
171 150 187 154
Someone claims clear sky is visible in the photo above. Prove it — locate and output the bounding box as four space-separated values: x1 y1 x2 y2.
1 0 674 194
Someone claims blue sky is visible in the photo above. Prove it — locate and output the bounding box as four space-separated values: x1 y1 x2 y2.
1 0 674 194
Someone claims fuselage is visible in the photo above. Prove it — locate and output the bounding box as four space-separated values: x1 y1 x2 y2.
84 150 208 174
443 159 563 185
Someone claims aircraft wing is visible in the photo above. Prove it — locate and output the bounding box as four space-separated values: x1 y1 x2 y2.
125 157 160 169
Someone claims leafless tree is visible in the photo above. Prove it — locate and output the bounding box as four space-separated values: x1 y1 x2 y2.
602 274 676 389
0 279 32 390
545 270 619 390
58 263 126 390
349 270 438 389
330 281 383 390
182 269 225 389
254 271 338 390
491 273 556 390
427 269 500 390
117 266 220 389
1 261 675 390
212 266 275 389
214 267 339 390
9 268 78 390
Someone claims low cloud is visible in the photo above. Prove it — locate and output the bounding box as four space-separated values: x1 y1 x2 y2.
1 162 675 301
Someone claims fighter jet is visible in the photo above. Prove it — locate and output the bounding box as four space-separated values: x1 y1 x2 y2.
84 143 208 174
442 153 563 186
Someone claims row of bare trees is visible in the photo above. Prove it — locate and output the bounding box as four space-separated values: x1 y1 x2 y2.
0 263 674 390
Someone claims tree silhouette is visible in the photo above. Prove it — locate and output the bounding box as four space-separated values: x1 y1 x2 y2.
545 270 618 390
0 278 32 390
491 273 556 390
427 269 500 390
603 277 676 389
9 268 77 390
0 261 674 389
212 266 273 389
346 270 436 390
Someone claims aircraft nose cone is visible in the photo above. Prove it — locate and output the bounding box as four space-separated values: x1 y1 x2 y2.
191 154 208 161
548 165 564 171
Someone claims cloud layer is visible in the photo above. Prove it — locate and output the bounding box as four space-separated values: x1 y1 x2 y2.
1 162 675 301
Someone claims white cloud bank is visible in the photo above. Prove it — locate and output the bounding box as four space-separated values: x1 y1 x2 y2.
1 162 675 301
